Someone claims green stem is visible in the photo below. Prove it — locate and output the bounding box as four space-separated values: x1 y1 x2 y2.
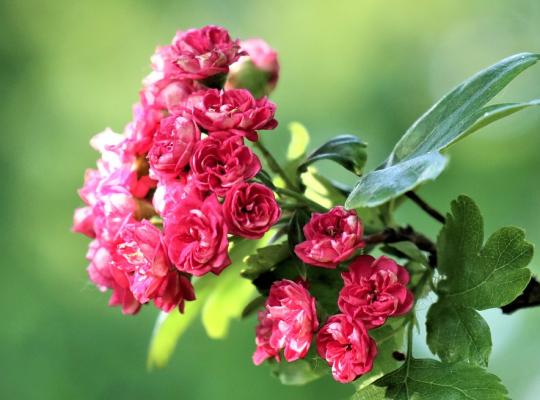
254 140 298 190
406 317 414 361
275 187 328 212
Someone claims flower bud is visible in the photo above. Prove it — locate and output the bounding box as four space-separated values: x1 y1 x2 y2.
226 39 279 98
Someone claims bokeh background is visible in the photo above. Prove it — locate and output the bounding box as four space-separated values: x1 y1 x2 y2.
1 0 540 399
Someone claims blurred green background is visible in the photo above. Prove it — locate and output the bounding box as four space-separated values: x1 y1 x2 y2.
1 0 540 399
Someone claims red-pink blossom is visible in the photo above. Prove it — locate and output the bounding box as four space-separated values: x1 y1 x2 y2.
148 115 200 180
187 88 277 141
72 207 95 238
294 206 365 269
223 182 280 239
126 95 165 156
164 193 230 276
152 176 201 217
160 25 242 80
339 255 413 329
253 280 318 365
190 132 261 196
86 240 142 315
317 314 377 383
111 220 195 312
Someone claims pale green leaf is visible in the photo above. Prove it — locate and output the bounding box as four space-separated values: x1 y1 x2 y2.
437 196 533 310
345 152 448 208
385 241 430 266
426 300 491 367
201 234 275 339
461 99 540 138
287 122 310 161
346 53 540 209
375 358 509 399
389 53 540 164
147 277 213 370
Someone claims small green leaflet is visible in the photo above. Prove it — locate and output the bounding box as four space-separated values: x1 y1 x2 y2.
436 196 533 309
271 356 328 386
426 195 533 367
372 358 510 400
346 52 540 208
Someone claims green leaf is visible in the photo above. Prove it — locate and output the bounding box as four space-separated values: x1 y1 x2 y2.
461 99 540 138
352 385 387 400
436 195 533 310
271 348 328 386
241 242 291 280
346 53 540 208
301 166 349 209
147 277 213 370
201 235 276 339
388 53 540 164
287 122 310 161
426 300 492 367
355 324 406 391
345 152 448 208
374 358 509 399
255 169 276 190
298 134 367 176
288 208 311 279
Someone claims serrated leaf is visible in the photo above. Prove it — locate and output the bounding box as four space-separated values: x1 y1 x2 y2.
346 53 540 208
298 134 367 176
426 300 491 367
375 358 509 399
345 152 448 208
352 384 387 400
437 195 533 310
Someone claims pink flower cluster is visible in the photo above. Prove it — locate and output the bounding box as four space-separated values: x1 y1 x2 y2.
254 207 414 383
73 25 281 314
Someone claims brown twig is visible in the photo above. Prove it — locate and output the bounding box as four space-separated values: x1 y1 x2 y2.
405 191 446 224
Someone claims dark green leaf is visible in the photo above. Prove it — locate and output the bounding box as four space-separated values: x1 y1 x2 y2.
255 169 276 190
307 267 342 316
375 358 509 399
241 295 266 319
298 134 367 176
288 208 311 279
437 196 533 310
241 242 291 280
346 53 540 208
426 300 492 367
